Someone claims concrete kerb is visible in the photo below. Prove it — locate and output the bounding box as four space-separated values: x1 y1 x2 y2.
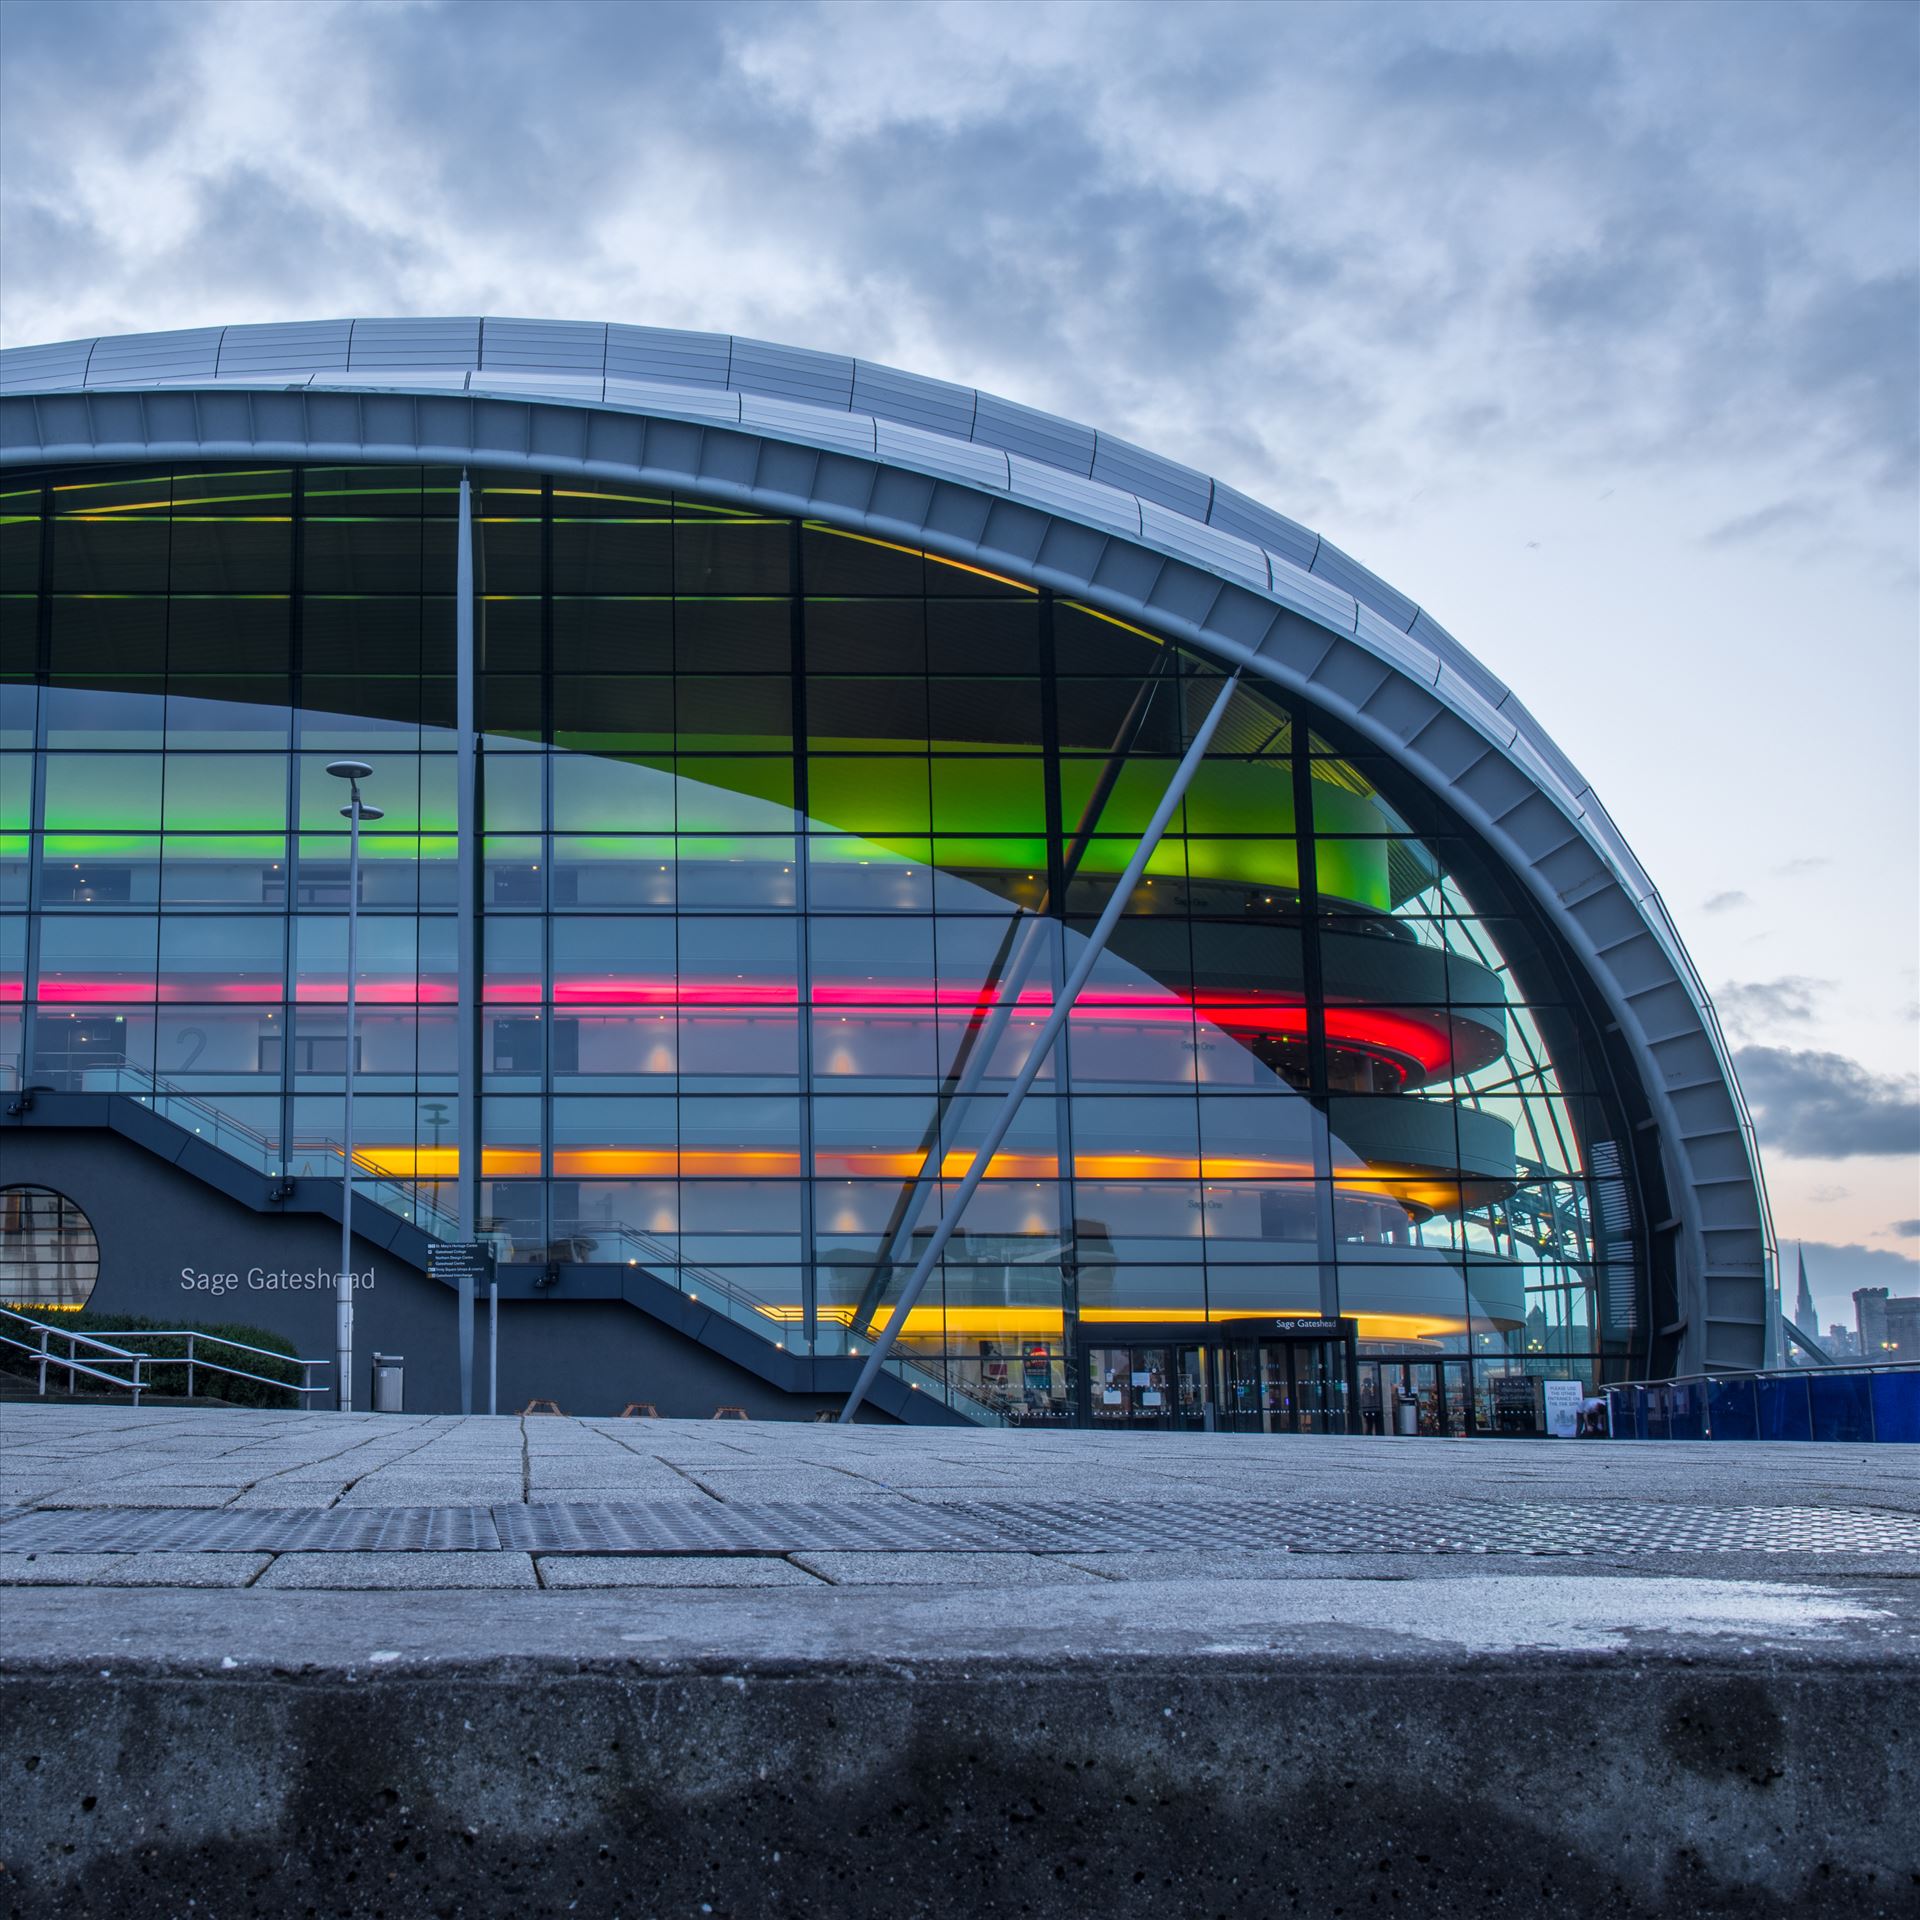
4 1580 1918 1919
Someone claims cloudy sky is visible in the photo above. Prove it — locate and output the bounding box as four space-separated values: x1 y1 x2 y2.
3 0 1915 1325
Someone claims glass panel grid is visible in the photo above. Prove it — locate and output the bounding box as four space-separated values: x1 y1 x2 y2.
8 469 1636 1389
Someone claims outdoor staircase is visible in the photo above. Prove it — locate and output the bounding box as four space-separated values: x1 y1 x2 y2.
5 1068 1003 1425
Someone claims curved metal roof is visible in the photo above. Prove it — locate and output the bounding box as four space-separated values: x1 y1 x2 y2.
0 316 1774 1371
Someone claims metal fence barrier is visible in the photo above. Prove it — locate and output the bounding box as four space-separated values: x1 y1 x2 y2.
1607 1362 1919 1443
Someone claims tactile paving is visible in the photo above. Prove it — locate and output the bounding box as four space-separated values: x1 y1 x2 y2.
1 1498 1915 1557
0 1505 500 1554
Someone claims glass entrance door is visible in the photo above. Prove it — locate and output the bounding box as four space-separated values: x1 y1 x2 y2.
1362 1358 1477 1435
1290 1340 1350 1435
1358 1361 1387 1435
1220 1340 1350 1434
1087 1344 1206 1430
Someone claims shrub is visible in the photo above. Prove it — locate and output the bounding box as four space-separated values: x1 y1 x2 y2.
4 1311 310 1407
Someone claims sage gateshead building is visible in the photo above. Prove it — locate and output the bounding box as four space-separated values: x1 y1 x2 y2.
0 318 1772 1430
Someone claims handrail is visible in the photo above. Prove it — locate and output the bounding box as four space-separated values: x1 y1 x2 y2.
561 1222 1005 1424
0 1310 142 1361
102 1327 321 1365
19 1062 1006 1422
1611 1358 1920 1389
0 1305 331 1404
0 1327 148 1398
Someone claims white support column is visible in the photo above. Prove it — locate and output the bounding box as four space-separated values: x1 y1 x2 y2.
839 669 1243 1423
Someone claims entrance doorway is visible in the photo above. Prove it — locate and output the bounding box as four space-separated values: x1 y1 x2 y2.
1218 1337 1352 1435
1086 1343 1207 1430
1077 1319 1361 1435
1356 1358 1479 1436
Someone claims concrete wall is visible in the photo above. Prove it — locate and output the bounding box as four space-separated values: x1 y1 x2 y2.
2 1131 846 1420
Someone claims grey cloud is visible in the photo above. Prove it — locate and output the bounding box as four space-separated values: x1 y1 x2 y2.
1714 975 1825 1033
161 164 426 319
1703 497 1832 549
1702 890 1751 914
0 197 116 292
1734 1045 1920 1158
1788 270 1920 488
1373 35 1622 153
1890 1220 1920 1239
1772 856 1833 877
0 0 1913 541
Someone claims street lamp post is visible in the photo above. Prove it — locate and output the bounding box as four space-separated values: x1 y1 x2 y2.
326 760 382 1411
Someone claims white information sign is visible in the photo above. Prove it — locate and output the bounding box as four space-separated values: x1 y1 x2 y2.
1542 1379 1585 1439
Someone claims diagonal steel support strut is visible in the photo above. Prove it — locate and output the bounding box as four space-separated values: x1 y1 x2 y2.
848 654 1176 1337
839 667 1244 1424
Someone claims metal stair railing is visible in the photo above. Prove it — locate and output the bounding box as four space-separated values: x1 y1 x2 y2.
73 1064 465 1236
0 1310 148 1402
44 1063 1005 1424
551 1219 1008 1426
0 1306 331 1405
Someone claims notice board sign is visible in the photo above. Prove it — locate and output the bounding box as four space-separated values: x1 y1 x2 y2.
429 1241 495 1290
1541 1378 1585 1439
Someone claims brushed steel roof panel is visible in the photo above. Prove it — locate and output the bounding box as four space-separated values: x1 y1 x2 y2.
315 368 473 392
1311 537 1418 632
1205 478 1318 571
347 317 481 368
0 338 93 392
973 390 1096 474
1006 452 1139 538
606 324 731 388
470 371 608 405
1355 601 1440 686
479 317 608 375
875 417 1008 493
1091 434 1211 519
852 361 975 440
1266 550 1358 634
217 320 353 376
87 328 223 385
1139 499 1267 592
602 376 741 424
730 336 856 410
739 390 875 456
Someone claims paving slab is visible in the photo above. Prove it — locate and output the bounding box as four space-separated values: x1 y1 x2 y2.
535 1554 827 1588
254 1552 540 1590
524 1482 713 1502
29 1485 241 1508
336 1479 527 1505
792 1550 1105 1585
225 1485 346 1509
0 1551 272 1587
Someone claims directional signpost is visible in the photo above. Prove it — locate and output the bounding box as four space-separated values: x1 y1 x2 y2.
429 1241 494 1415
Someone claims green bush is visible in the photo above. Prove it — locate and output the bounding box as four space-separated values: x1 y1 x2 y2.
4 1311 309 1407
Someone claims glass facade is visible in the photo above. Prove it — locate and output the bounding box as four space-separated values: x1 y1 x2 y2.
0 463 1639 1420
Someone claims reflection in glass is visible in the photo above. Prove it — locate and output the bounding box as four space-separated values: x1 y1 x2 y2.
10 467 1632 1398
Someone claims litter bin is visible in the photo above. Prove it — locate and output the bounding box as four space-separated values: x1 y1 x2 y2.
1393 1390 1418 1437
372 1353 404 1414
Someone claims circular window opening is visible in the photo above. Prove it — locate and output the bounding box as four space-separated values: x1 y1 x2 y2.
0 1186 101 1311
